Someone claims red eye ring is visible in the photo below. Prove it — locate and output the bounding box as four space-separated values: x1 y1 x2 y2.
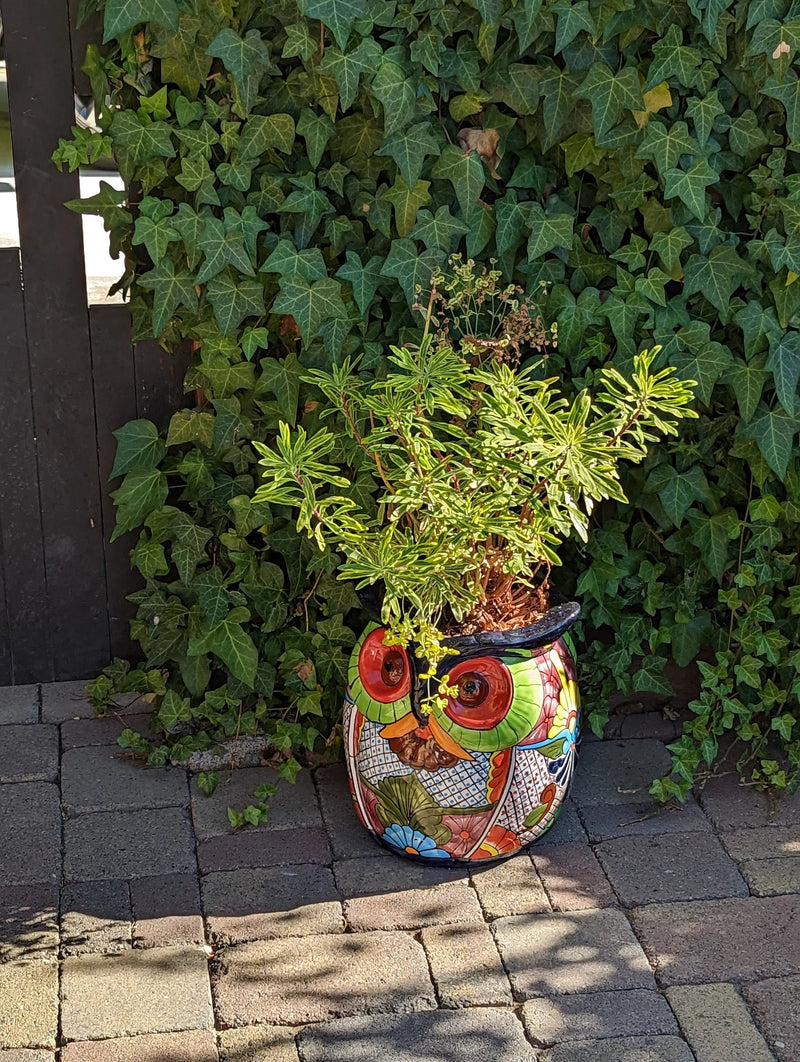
358 628 412 702
444 656 513 730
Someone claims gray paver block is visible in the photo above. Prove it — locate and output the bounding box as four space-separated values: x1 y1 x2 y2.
522 989 679 1045
64 807 197 882
631 895 800 985
570 740 672 807
0 885 58 963
595 831 748 907
197 826 330 873
540 1036 695 1062
469 854 550 919
531 845 617 911
0 962 58 1049
203 864 342 943
740 857 800 896
0 685 39 725
218 1026 300 1062
61 880 131 955
0 783 61 886
0 726 58 783
336 857 482 931
131 874 204 949
0 1052 55 1061
61 745 189 816
492 908 655 998
61 946 214 1040
40 681 94 723
667 983 776 1062
617 710 679 741
212 930 435 1025
537 800 587 845
314 763 386 860
580 796 711 842
191 767 321 839
60 712 155 750
298 1008 538 1062
421 921 512 1007
59 1031 218 1061
744 976 800 1062
720 827 800 862
699 775 800 830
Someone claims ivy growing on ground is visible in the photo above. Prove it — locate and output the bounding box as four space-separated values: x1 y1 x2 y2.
64 0 800 806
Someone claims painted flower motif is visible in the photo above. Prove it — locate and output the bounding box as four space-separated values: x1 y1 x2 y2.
382 823 451 859
441 812 492 858
545 648 579 739
474 824 521 860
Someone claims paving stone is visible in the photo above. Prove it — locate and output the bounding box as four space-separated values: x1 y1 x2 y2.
536 800 587 845
421 921 512 1007
469 854 550 919
631 895 800 985
203 864 343 942
40 681 94 723
298 1008 537 1062
531 845 617 911
218 1025 300 1062
61 946 214 1040
0 1051 55 1061
595 832 748 907
699 775 800 830
61 745 189 816
197 826 330 873
522 989 678 1045
191 767 322 840
721 827 800 862
60 712 155 750
60 1031 218 1061
492 908 655 998
580 796 711 842
740 858 800 897
131 874 204 948
0 885 58 963
539 1035 694 1062
64 807 197 882
617 711 680 742
0 783 61 886
0 686 39 725
212 930 435 1025
61 880 131 955
0 962 58 1048
335 857 482 931
744 976 800 1062
570 740 672 807
0 726 58 783
314 763 386 860
667 983 776 1062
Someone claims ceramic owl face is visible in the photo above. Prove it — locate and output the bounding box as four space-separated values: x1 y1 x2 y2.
343 605 581 865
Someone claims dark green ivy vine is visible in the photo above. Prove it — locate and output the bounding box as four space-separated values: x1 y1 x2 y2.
61 0 800 805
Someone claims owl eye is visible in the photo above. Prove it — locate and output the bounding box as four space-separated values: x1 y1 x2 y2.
358 628 412 703
444 656 513 729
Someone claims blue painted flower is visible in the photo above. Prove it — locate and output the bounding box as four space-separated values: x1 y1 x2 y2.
382 823 451 859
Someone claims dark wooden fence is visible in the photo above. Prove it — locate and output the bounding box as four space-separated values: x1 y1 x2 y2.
0 0 188 684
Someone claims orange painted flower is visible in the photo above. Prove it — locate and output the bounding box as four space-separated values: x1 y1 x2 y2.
474 824 520 860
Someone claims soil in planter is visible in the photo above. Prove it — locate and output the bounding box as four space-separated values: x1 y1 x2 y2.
445 578 550 637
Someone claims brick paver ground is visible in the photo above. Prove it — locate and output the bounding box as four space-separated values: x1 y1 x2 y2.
1 681 798 1060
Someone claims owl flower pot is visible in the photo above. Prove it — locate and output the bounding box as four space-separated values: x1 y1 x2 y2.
343 600 581 866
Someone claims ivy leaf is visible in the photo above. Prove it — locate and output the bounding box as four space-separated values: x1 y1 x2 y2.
336 251 385 314
132 197 179 264
257 352 305 422
138 259 199 335
494 191 534 256
552 0 595 54
261 240 328 283
103 0 178 42
688 512 734 582
380 176 431 237
297 109 336 170
431 144 485 220
110 111 175 180
683 245 751 314
728 356 768 424
498 64 541 116
207 28 270 86
636 121 698 174
766 332 800 415
200 607 258 686
174 121 219 159
297 0 367 50
372 61 417 136
743 406 800 478
685 89 725 148
172 521 212 583
539 68 581 147
111 420 166 478
376 123 441 188
238 114 296 157
645 24 702 89
526 204 574 259
193 569 230 633
195 216 254 285
381 239 445 305
319 38 383 112
166 409 215 447
664 158 718 221
408 205 469 251
206 273 265 335
272 276 347 344
649 227 694 271
197 353 256 397
112 470 169 540
132 536 169 580
576 64 643 138
647 464 711 525
673 322 733 402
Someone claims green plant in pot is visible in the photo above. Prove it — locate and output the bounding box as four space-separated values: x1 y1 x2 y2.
256 262 697 864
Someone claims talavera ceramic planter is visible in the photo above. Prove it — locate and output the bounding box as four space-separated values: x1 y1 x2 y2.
343 600 581 865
